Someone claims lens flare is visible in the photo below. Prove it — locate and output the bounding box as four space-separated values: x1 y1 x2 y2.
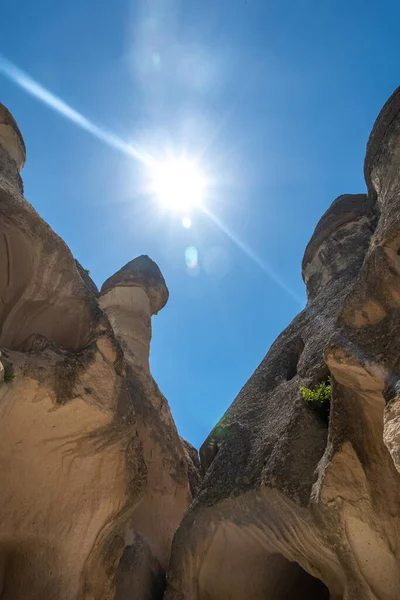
182 216 192 229
185 245 198 269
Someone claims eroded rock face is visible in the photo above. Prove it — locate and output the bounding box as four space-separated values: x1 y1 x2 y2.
165 88 400 600
0 104 193 600
0 103 102 353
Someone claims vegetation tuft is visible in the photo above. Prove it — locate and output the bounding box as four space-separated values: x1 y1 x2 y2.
3 364 15 384
300 378 331 424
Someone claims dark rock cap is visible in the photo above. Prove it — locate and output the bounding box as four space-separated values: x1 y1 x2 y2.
302 193 370 278
100 255 169 314
0 102 26 171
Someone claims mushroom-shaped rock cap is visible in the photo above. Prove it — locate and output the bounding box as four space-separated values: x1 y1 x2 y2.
302 193 369 277
100 255 169 314
0 102 26 171
364 86 400 194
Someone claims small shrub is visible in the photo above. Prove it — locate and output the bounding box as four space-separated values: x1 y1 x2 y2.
84 268 91 276
300 378 331 423
3 364 14 383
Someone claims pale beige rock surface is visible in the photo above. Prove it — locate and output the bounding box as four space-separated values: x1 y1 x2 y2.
0 103 193 600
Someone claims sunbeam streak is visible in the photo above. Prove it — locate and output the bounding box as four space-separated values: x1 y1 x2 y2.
0 53 303 304
0 54 154 166
201 205 304 306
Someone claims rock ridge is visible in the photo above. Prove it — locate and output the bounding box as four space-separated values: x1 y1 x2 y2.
165 86 400 600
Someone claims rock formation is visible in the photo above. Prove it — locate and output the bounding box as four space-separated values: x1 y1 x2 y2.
99 256 169 372
6 83 400 600
165 88 400 600
0 102 195 599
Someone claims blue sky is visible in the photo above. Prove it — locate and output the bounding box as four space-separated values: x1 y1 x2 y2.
1 0 399 447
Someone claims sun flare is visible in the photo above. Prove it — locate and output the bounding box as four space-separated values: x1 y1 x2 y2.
148 156 207 212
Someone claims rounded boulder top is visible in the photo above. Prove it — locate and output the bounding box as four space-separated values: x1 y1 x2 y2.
0 102 26 171
301 193 369 278
364 85 400 193
100 255 169 314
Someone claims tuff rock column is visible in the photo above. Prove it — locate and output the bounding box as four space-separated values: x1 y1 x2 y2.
0 102 194 600
99 255 168 371
0 102 102 351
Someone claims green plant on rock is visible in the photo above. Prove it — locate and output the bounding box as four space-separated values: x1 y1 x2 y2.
300 378 331 423
3 364 15 383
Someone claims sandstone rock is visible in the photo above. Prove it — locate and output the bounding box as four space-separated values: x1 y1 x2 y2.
101 255 169 316
0 102 103 352
180 437 202 497
0 103 193 599
99 256 168 371
0 352 4 383
165 88 400 600
115 534 165 600
75 260 100 297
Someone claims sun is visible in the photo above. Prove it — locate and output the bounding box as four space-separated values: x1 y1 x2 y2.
148 156 207 212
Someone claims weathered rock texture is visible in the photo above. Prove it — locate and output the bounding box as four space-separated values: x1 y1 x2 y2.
165 88 400 600
0 103 195 599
